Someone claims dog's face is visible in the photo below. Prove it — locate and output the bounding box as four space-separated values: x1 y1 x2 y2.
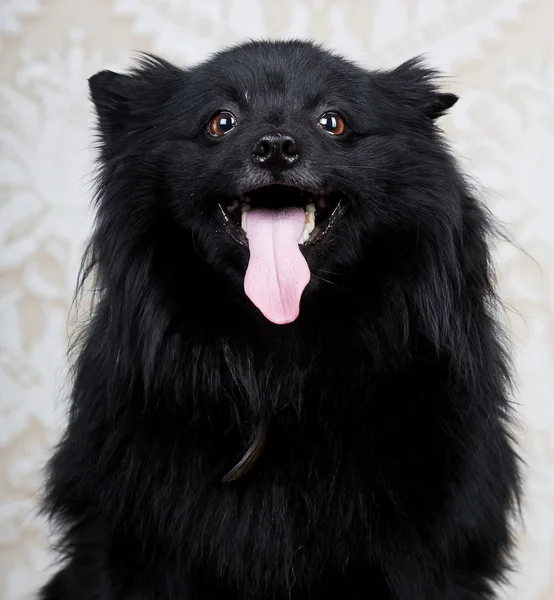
90 41 458 325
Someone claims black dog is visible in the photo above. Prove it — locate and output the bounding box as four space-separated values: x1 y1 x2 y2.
41 40 520 599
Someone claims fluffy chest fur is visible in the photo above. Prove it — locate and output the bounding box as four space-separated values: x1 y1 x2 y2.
50 332 492 598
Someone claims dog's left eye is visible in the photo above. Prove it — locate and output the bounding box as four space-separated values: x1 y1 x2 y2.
317 112 346 136
208 111 237 137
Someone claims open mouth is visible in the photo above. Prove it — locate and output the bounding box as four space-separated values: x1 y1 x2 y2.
213 184 345 325
216 185 343 246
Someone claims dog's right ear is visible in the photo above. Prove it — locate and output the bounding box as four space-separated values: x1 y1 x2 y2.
88 70 134 136
88 55 181 140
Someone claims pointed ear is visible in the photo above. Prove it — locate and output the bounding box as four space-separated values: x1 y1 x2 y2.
88 70 134 136
426 92 458 119
88 55 181 139
378 58 458 120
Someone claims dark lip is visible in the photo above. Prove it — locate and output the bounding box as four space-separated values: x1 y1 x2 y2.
216 203 248 246
237 179 324 197
308 198 345 244
214 183 345 248
232 170 326 197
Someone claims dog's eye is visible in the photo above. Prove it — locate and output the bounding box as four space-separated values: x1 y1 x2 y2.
209 111 237 137
317 112 346 136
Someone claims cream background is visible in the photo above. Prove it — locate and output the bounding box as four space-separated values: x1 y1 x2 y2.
0 1 553 599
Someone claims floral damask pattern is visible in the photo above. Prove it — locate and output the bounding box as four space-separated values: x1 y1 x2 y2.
0 1 552 599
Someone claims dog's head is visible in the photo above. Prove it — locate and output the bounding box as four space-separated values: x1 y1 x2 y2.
89 41 459 325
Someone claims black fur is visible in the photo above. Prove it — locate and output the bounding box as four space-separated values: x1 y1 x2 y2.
40 40 520 599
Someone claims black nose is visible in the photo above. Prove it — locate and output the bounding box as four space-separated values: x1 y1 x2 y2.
252 133 299 170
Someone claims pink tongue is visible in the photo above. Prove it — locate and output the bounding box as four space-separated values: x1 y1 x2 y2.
244 207 310 324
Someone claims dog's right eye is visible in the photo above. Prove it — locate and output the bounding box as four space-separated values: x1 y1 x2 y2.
208 112 237 137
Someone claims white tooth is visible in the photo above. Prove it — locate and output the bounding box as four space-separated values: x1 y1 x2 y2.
305 212 315 233
241 211 248 232
299 227 310 244
305 203 316 214
241 203 251 213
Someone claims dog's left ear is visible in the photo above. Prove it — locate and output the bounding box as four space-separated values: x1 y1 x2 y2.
380 57 458 120
425 92 458 119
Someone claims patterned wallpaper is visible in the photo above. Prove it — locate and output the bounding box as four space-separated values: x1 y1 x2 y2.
0 1 553 599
